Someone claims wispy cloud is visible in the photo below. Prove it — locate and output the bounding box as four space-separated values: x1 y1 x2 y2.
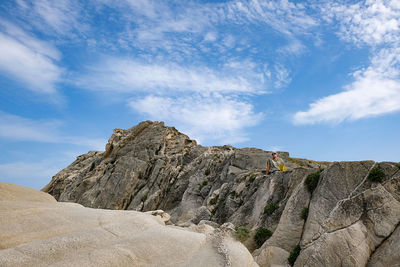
15 0 87 37
129 95 262 144
224 0 318 36
320 0 400 46
277 37 306 55
77 57 267 95
97 0 318 60
0 111 105 149
79 56 267 144
274 64 291 88
0 20 62 94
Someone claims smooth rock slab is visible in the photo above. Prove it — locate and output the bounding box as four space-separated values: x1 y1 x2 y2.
0 183 258 267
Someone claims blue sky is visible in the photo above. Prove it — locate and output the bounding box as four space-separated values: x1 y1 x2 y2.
1 0 399 190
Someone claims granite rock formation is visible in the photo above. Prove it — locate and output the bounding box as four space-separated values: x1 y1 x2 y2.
43 121 400 266
0 182 258 267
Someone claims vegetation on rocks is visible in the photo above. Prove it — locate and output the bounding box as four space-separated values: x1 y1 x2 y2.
249 175 256 183
209 197 218 205
199 180 208 190
254 227 272 248
368 167 385 183
305 171 321 193
204 168 211 176
288 245 301 266
234 226 250 242
264 203 279 215
301 207 309 220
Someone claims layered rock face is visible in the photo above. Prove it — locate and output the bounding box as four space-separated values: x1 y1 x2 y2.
43 121 400 266
0 182 258 266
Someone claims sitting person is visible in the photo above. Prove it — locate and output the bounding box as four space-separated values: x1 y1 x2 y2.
266 152 285 175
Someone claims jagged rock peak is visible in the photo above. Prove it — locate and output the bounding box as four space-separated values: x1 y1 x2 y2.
103 120 197 158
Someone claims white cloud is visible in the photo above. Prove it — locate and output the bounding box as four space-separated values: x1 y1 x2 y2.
274 64 291 88
97 0 317 58
277 38 306 55
294 47 400 124
129 95 262 144
294 0 400 125
0 111 105 150
320 0 400 46
0 21 62 94
204 32 218 42
224 0 318 36
78 56 269 145
222 35 236 48
0 20 61 60
16 0 86 37
78 57 267 95
77 0 318 90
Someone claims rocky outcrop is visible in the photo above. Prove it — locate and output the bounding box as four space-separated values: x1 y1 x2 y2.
294 162 400 267
0 182 258 267
42 121 400 266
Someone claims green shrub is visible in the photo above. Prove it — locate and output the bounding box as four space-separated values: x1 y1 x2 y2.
264 203 279 215
301 207 309 220
368 167 385 183
234 226 250 242
288 245 301 266
205 168 211 176
254 228 272 248
211 208 216 215
209 197 218 205
199 180 208 190
220 197 226 207
396 162 400 169
305 171 320 193
141 194 147 202
172 196 181 203
230 191 237 198
249 175 256 183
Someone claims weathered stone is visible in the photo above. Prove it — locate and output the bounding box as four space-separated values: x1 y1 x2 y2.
367 224 400 267
0 182 258 267
191 206 212 224
43 121 304 232
263 170 313 252
254 246 290 267
295 172 400 266
301 161 375 246
295 221 372 266
40 121 400 266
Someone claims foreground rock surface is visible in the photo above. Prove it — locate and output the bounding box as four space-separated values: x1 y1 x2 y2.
0 182 258 267
42 121 400 266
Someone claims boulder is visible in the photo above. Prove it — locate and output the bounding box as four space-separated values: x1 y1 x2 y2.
0 182 258 267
